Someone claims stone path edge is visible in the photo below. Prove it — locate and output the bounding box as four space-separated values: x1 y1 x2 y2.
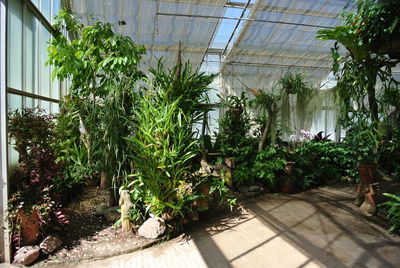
36 237 164 267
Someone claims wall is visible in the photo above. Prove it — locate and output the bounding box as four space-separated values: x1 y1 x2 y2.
1 0 63 262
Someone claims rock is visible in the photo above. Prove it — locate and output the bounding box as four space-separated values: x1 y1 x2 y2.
138 217 166 239
40 235 63 254
12 246 40 266
104 206 120 222
245 192 258 198
238 186 249 193
248 185 262 192
95 204 108 215
188 211 199 222
359 200 376 217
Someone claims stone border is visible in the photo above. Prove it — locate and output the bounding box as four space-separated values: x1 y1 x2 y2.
35 237 164 267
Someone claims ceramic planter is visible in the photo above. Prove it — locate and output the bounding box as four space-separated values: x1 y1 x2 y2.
18 209 40 245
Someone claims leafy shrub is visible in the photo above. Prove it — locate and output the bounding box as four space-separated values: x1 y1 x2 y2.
52 98 93 198
218 93 251 157
379 135 400 179
228 138 258 187
379 193 400 232
292 141 357 190
252 147 286 189
48 11 146 189
7 108 68 249
8 108 58 186
127 93 200 220
217 94 258 187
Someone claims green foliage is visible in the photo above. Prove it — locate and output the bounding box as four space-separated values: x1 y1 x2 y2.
316 1 399 156
379 134 400 179
218 93 251 157
278 71 316 135
226 138 258 187
292 141 357 189
343 121 379 163
252 147 286 189
7 109 68 249
353 0 400 50
379 193 400 232
249 90 280 149
149 58 217 125
127 92 200 220
52 97 92 197
278 71 313 95
8 108 58 185
48 11 146 188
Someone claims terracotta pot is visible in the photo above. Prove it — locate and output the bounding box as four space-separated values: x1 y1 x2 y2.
194 184 210 210
18 209 40 245
280 175 296 194
358 163 377 185
285 161 296 175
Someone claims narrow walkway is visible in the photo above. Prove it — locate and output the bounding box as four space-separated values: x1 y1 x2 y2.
27 185 400 267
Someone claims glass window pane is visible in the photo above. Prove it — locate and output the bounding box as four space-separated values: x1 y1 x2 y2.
32 0 39 8
51 102 60 114
7 0 23 90
40 100 51 114
41 0 51 21
51 64 60 99
8 93 23 112
52 0 60 24
24 97 35 108
24 9 39 94
40 25 51 97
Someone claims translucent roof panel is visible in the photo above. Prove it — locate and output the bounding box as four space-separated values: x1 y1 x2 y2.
67 0 226 70
221 0 353 83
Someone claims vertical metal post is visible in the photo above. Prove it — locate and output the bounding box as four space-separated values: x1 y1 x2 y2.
0 0 11 263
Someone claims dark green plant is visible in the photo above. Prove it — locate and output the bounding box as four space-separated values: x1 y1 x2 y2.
292 141 357 189
316 1 399 156
378 134 400 179
218 93 252 157
252 147 286 189
52 96 92 198
48 11 146 189
379 193 400 232
343 121 379 164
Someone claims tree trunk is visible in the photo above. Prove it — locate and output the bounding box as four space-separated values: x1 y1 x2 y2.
258 113 273 152
100 172 108 189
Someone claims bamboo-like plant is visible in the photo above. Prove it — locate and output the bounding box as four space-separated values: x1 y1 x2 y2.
127 92 200 219
149 58 217 125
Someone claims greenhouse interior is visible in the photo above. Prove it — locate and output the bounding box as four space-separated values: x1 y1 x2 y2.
1 0 400 266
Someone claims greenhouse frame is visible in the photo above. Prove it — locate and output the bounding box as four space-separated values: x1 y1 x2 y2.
0 0 400 266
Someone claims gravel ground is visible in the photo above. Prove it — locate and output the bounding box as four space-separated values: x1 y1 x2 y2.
35 188 156 266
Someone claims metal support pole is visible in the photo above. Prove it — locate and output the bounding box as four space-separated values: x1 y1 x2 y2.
156 12 334 29
0 0 11 263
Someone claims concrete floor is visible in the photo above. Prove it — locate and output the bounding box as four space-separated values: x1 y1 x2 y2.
4 184 400 268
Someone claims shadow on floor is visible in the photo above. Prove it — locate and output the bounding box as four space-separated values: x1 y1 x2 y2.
189 184 400 268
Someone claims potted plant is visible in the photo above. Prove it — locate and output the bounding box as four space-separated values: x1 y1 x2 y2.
7 109 69 249
344 121 379 215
